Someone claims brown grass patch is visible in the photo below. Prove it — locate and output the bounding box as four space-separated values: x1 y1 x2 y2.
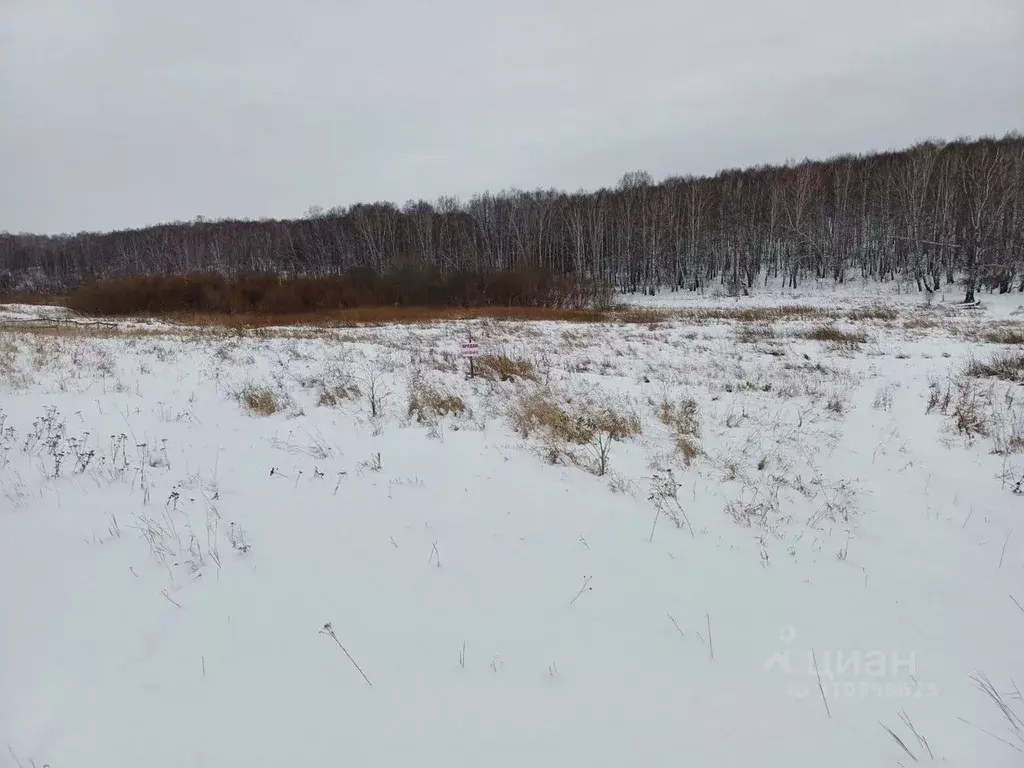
474 354 538 382
904 316 940 330
658 396 702 454
509 392 573 441
168 306 611 327
672 305 831 323
161 303 842 328
983 328 1024 345
965 352 1024 382
317 382 361 406
510 391 641 445
238 384 285 416
0 319 223 341
509 392 642 475
735 324 775 343
805 325 868 345
847 305 898 322
408 384 467 423
0 292 66 305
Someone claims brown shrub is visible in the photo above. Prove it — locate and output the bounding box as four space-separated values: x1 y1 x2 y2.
65 267 609 318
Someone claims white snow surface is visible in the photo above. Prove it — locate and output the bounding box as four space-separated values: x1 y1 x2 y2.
2 286 1023 767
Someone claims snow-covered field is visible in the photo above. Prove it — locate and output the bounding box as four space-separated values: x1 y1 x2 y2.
2 285 1023 767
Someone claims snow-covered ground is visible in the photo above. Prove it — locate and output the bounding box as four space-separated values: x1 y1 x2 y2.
2 287 1023 767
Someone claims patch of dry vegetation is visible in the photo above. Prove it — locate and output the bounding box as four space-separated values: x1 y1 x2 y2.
509 389 641 475
965 352 1024 383
982 328 1024 345
826 394 846 414
903 316 940 330
0 337 30 389
735 324 775 343
474 354 538 382
317 382 362 406
408 382 468 423
237 383 286 416
65 269 607 317
928 375 1024 454
847 305 898 322
673 305 830 323
657 396 702 463
804 325 868 346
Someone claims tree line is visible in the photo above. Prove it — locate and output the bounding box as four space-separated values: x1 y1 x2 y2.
2 133 1022 304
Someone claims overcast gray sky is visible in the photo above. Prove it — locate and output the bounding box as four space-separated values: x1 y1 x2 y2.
1 0 1021 234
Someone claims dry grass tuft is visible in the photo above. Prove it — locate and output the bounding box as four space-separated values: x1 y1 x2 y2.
611 307 673 325
847 305 898 322
903 316 940 330
672 305 829 324
317 382 362 406
735 324 775 343
509 390 641 474
951 381 990 439
805 325 868 346
658 397 700 435
408 383 468 423
475 354 538 382
934 375 1024 453
238 383 285 416
657 397 702 462
676 435 702 464
982 328 1024 345
925 379 952 415
965 352 1024 383
0 337 31 389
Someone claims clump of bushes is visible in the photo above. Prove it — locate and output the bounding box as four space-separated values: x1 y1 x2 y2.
66 266 609 316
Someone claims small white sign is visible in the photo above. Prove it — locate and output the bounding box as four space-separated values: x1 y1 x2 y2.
461 342 480 358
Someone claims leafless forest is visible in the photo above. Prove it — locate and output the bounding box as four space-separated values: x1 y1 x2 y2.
2 134 1022 303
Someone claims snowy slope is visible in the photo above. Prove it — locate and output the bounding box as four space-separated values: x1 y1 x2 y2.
1 291 1022 767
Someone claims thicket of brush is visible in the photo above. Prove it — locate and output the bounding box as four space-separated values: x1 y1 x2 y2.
66 266 610 316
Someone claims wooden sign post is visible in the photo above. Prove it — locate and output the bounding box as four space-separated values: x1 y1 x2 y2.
461 332 480 378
